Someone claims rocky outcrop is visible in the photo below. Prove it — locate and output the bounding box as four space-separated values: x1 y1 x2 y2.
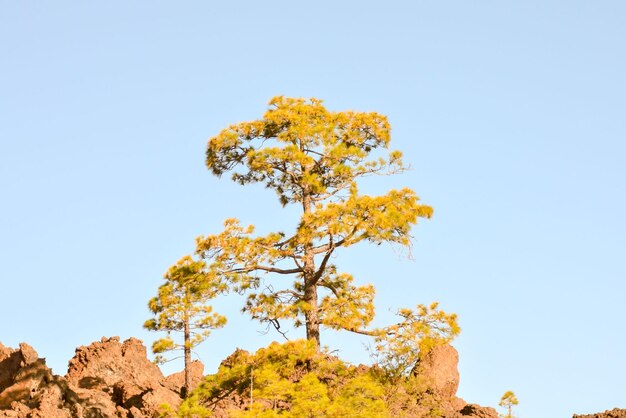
0 337 199 418
67 337 163 389
0 342 73 418
1 339 498 417
417 343 460 400
574 409 626 418
414 344 498 418
66 336 182 416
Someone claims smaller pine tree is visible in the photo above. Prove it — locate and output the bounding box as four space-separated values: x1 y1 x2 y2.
498 390 519 418
144 255 227 398
372 302 460 381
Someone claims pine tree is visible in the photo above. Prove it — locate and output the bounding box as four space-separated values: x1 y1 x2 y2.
196 96 433 349
372 302 460 382
144 255 227 398
498 390 519 418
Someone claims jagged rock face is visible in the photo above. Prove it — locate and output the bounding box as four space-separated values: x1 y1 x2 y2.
0 342 73 418
67 337 163 390
0 342 22 394
574 409 626 418
0 342 52 409
66 336 192 417
0 337 197 418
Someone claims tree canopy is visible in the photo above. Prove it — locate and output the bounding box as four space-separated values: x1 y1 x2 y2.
499 390 519 418
196 96 433 348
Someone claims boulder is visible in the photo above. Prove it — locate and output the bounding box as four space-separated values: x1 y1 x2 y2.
415 345 499 418
416 344 460 399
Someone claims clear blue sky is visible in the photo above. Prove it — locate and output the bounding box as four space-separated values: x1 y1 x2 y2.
1 2 624 417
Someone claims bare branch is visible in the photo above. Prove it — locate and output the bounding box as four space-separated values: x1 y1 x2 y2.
270 319 290 341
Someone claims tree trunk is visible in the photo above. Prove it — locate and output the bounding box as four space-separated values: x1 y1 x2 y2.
182 317 191 399
303 275 320 348
302 189 320 350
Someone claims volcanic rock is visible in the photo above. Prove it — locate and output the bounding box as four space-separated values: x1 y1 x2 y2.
413 344 500 418
67 337 163 390
416 343 460 400
574 409 626 418
1 338 500 417
0 338 188 418
164 360 204 395
456 403 499 418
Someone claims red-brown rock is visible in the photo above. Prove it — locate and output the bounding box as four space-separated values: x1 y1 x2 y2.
164 360 204 395
0 338 187 418
67 336 163 390
416 344 460 400
574 409 626 418
457 403 499 418
1 338 503 417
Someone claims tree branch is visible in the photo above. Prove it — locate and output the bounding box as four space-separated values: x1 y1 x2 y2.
313 238 335 283
269 319 290 341
231 265 303 275
311 225 359 254
273 288 302 299
319 281 340 298
344 327 380 337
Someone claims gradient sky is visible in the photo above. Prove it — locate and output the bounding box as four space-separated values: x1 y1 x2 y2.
1 2 625 417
